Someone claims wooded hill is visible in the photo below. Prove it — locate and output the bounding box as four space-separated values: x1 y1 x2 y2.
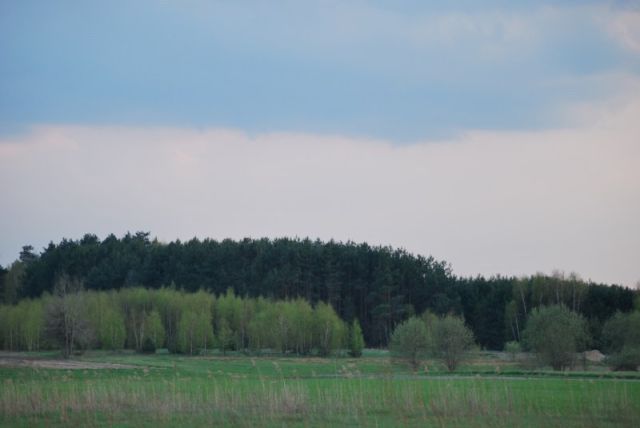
1 232 636 349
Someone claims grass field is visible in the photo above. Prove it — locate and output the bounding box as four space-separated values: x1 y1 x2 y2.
1 350 639 427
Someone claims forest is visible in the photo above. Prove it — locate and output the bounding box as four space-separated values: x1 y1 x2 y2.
0 232 636 350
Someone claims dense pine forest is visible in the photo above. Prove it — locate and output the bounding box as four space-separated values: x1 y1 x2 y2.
0 232 636 349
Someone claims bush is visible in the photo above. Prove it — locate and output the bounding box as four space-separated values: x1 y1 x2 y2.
348 319 365 358
431 315 475 371
523 305 589 371
504 341 521 362
602 311 640 351
602 312 640 371
313 303 345 357
389 317 429 370
607 346 640 371
141 336 156 354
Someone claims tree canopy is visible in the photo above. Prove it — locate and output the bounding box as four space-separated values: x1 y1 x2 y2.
2 232 636 348
523 305 589 370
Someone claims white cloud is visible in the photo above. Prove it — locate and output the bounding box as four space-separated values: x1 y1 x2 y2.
607 8 640 53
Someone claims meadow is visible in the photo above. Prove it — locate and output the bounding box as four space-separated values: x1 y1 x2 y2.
1 350 639 427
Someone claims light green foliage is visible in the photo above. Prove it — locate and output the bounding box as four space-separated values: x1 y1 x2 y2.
0 304 20 350
178 310 214 355
18 299 44 351
523 305 589 371
348 319 365 358
2 287 353 357
153 287 184 352
247 299 276 353
431 315 475 371
87 292 126 350
2 355 640 427
178 294 214 355
420 310 438 333
214 289 243 350
272 300 319 354
216 318 233 355
290 299 315 355
119 288 153 351
313 302 345 357
0 299 44 351
145 310 165 348
389 317 430 370
101 307 126 350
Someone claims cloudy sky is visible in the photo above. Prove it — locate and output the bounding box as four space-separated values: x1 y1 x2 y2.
1 1 639 286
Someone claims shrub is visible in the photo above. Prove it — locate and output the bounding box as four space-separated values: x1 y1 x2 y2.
141 336 156 354
523 305 589 371
431 315 475 371
504 341 521 362
389 317 429 370
607 346 640 371
602 312 640 352
348 319 365 358
603 312 640 371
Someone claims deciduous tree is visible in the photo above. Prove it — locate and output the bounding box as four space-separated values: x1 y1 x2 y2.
431 315 475 371
44 275 93 358
389 317 429 370
523 305 589 370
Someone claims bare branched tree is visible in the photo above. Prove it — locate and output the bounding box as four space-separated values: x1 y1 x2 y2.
44 274 93 358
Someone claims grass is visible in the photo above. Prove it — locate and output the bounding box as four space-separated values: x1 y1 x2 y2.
1 351 639 427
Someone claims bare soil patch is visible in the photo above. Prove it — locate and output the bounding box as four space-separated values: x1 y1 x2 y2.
0 353 136 370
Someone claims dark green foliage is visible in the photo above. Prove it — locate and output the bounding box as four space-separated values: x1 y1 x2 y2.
602 311 640 371
1 261 25 305
523 305 589 371
11 232 638 349
457 276 511 349
606 346 640 371
607 346 640 371
0 264 6 304
141 336 156 354
602 311 640 353
17 233 454 347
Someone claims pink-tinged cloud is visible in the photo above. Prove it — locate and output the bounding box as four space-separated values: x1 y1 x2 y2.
1 82 639 286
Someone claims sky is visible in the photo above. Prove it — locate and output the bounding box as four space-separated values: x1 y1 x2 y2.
0 1 639 286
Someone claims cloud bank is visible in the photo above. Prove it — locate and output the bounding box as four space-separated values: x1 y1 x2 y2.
1 84 639 286
1 1 639 139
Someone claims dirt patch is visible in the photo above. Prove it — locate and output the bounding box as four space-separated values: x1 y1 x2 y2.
584 350 606 363
0 356 136 370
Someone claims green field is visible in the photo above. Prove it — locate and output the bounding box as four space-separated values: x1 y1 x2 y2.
1 351 639 427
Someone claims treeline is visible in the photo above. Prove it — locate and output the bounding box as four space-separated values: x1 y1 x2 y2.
0 280 361 357
0 232 637 349
390 304 640 372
